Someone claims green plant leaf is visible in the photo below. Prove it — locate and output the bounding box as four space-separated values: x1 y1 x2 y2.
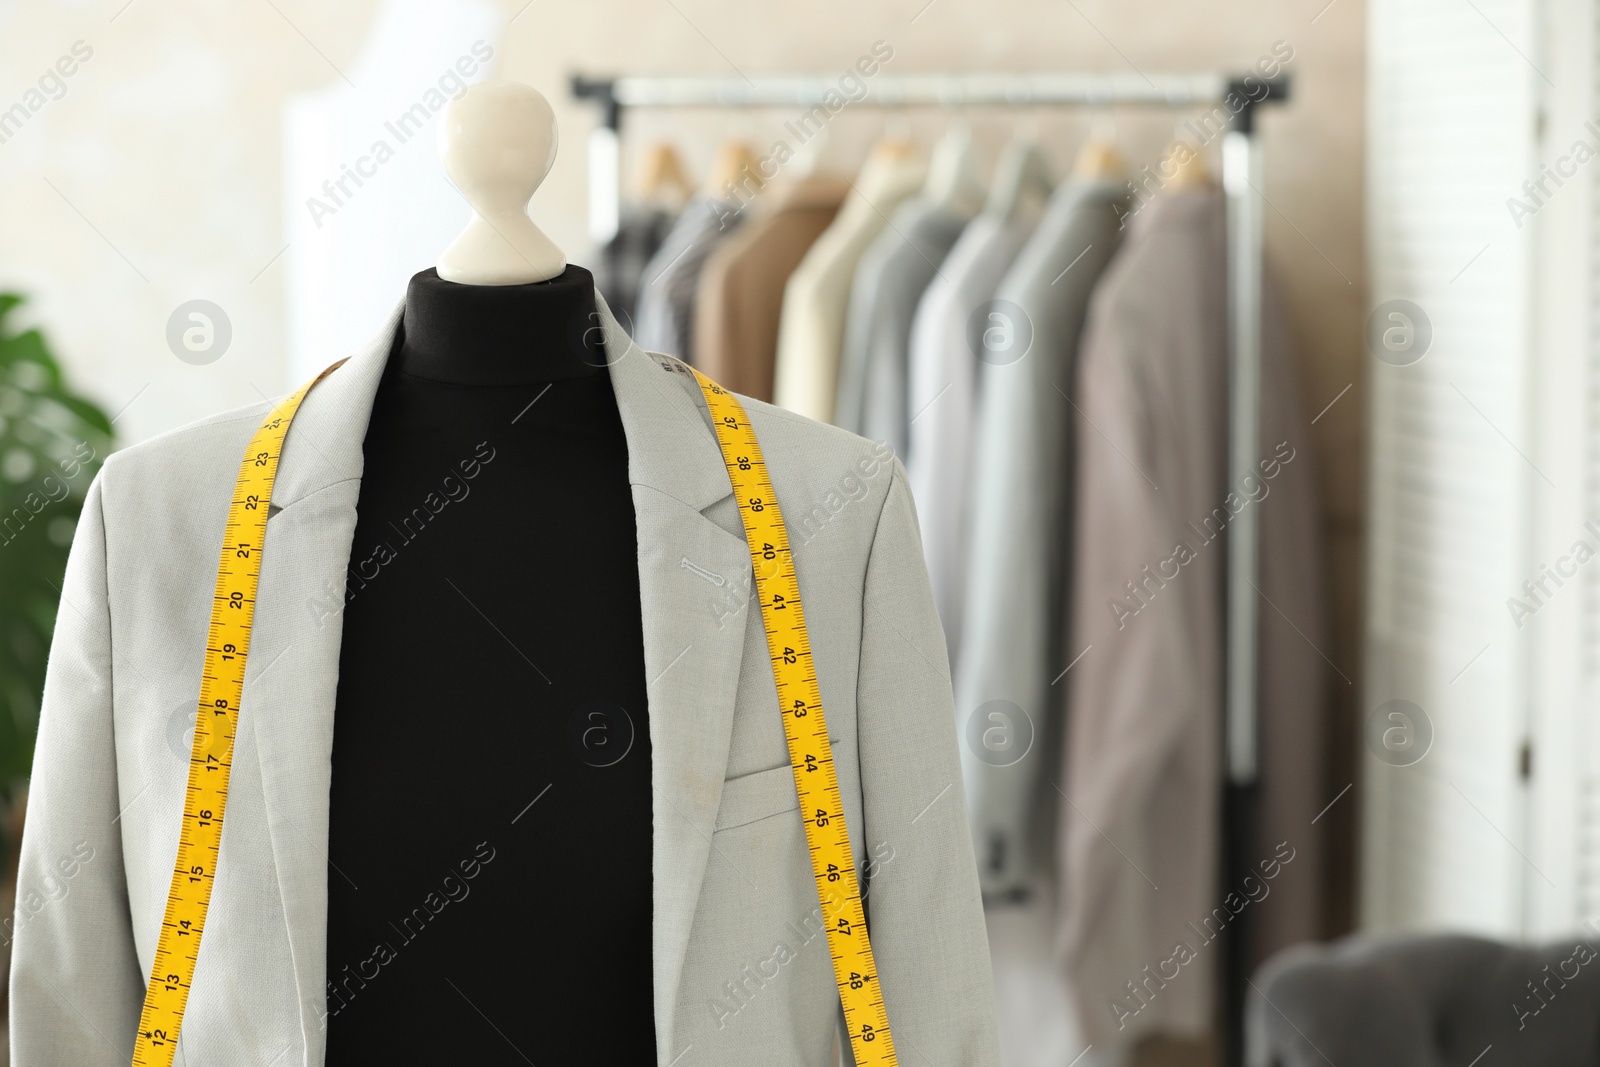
0 292 114 794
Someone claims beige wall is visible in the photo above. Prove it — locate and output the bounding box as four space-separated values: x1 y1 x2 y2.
0 0 1365 940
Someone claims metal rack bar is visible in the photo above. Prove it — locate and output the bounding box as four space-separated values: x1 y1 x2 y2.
582 72 1235 109
1221 120 1266 1067
571 72 1287 244
571 70 1289 1067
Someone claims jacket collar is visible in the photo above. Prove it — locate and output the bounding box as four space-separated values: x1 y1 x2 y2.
251 290 752 1065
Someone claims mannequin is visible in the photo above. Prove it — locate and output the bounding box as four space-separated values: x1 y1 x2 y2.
9 76 1006 1067
323 82 655 1061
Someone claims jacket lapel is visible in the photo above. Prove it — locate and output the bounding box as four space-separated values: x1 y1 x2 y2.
243 297 400 1061
592 297 755 1062
242 292 750 1065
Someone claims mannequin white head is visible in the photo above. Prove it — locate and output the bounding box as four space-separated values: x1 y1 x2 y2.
436 80 567 285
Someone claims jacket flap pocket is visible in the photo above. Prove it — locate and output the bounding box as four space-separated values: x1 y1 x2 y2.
714 763 800 832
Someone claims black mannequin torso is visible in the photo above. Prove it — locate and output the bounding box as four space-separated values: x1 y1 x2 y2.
323 266 657 1061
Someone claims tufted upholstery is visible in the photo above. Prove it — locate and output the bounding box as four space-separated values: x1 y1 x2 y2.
1246 932 1600 1067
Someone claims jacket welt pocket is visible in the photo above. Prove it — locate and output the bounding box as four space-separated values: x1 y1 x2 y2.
714 764 801 832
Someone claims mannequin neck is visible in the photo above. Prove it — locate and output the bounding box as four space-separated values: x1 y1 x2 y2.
395 265 607 385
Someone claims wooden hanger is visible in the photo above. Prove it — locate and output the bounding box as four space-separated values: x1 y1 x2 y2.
707 140 765 199
870 111 917 165
1073 110 1126 181
870 136 917 164
634 142 694 208
1073 139 1127 181
851 136 922 206
1161 138 1211 190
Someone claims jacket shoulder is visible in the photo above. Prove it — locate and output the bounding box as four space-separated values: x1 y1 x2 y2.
101 398 274 486
739 394 901 553
96 398 279 544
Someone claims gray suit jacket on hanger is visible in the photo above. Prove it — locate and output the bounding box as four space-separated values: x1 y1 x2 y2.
832 199 970 459
9 294 1000 1067
954 181 1126 897
634 196 742 363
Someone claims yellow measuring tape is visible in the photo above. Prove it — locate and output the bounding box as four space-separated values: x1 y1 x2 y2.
133 359 895 1066
133 360 343 1067
688 366 896 1065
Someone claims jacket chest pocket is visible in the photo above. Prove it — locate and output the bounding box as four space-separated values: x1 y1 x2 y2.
714 763 801 832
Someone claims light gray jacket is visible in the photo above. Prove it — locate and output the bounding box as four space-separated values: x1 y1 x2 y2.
954 181 1126 897
9 294 1000 1067
832 199 970 460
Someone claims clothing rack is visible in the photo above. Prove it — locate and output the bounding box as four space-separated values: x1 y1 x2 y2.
571 70 1291 1067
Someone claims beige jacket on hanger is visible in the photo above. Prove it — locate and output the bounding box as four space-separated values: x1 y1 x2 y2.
694 176 848 402
9 294 1001 1067
1058 187 1327 1046
772 151 926 424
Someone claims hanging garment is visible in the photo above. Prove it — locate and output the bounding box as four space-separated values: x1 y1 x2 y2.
693 176 848 402
831 199 971 459
985 874 1130 1067
10 291 1003 1066
954 180 1126 899
593 205 677 328
1056 186 1327 1047
905 197 1048 664
634 195 742 362
772 149 926 423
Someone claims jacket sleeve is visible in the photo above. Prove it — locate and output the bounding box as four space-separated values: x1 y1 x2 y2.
853 457 1000 1064
10 468 145 1066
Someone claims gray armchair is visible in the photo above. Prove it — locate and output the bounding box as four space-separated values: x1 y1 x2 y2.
1247 933 1600 1066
